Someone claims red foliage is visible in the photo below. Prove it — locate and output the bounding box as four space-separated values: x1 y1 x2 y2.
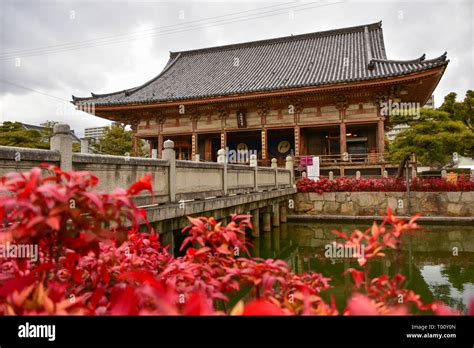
297 176 474 194
0 166 470 316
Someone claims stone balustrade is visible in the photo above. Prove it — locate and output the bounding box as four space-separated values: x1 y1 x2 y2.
0 124 295 207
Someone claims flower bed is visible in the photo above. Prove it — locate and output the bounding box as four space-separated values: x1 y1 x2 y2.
297 176 474 194
0 165 472 315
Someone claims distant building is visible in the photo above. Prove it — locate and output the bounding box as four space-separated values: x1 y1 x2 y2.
84 126 110 141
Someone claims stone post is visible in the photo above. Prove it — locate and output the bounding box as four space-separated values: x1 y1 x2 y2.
441 170 447 178
251 208 260 238
383 170 388 178
50 123 72 171
162 139 176 203
280 204 287 223
250 154 258 192
217 148 228 196
262 206 272 232
329 171 334 181
217 148 226 163
285 155 294 185
272 203 280 227
80 139 89 154
271 158 277 168
356 170 361 179
271 158 278 189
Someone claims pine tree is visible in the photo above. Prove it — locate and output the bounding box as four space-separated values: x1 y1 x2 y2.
0 121 49 149
388 91 474 168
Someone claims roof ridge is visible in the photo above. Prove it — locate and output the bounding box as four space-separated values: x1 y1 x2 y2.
170 21 382 58
371 52 448 65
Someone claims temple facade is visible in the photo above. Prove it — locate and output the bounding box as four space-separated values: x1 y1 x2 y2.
73 22 448 175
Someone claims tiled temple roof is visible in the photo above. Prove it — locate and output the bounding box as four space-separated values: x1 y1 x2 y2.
72 21 448 106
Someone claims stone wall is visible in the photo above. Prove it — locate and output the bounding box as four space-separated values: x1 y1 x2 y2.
292 191 474 217
0 146 60 177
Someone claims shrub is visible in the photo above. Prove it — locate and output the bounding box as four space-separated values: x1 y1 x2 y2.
297 176 474 194
0 166 471 315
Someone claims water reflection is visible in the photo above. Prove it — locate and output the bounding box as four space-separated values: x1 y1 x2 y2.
249 222 474 313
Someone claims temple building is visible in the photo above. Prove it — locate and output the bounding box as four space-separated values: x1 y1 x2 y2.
72 21 448 175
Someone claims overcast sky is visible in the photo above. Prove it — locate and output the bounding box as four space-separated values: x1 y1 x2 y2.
0 0 472 137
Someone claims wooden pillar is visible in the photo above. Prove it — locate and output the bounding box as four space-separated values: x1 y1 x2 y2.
272 203 280 227
336 96 348 158
157 134 163 159
339 121 347 156
261 128 267 163
251 208 260 238
377 118 385 154
220 131 226 150
130 120 139 157
192 133 197 160
294 126 300 157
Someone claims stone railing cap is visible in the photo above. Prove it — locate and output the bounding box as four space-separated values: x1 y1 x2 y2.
53 123 70 134
163 139 174 149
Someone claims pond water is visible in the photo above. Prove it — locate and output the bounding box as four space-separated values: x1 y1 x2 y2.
248 221 474 314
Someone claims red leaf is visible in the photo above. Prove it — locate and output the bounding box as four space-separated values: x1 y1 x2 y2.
0 274 37 297
242 299 285 316
127 174 153 196
45 215 61 231
346 294 379 316
110 286 138 315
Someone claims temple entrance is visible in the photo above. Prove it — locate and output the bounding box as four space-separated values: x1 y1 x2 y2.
345 125 377 162
267 128 294 165
301 126 340 157
198 133 221 162
226 130 261 164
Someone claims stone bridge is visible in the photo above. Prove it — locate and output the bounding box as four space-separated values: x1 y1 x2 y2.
0 124 296 246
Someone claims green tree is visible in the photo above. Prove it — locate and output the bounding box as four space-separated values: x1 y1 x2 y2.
93 123 144 156
0 121 49 149
388 108 474 168
439 90 474 128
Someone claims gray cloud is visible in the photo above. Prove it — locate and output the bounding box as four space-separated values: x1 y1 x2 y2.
0 0 472 137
